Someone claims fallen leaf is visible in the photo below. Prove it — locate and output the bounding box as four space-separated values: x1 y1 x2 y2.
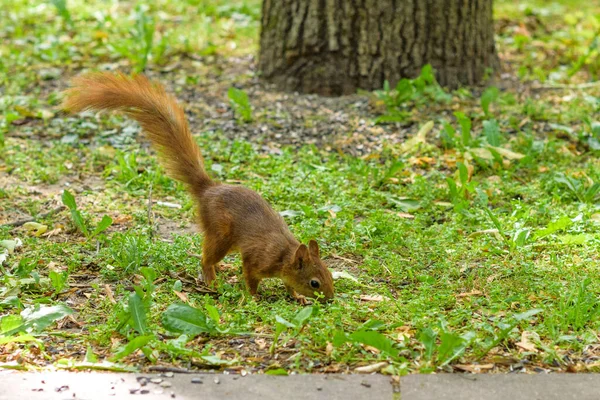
354 362 388 373
469 147 494 160
42 227 62 238
255 338 266 350
0 239 23 254
515 331 538 353
325 342 333 357
489 146 525 160
396 212 415 219
331 270 359 283
173 291 188 303
23 222 48 237
454 363 495 373
360 295 384 302
398 121 434 154
456 290 483 298
154 201 182 209
104 284 116 304
112 215 133 225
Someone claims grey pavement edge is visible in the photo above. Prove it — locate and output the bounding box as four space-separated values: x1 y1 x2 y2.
1 371 600 400
0 371 393 400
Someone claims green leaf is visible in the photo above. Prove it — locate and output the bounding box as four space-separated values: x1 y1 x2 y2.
61 190 77 210
454 112 472 147
0 334 42 346
71 210 88 236
483 119 501 146
559 234 593 245
292 306 313 327
458 162 468 185
481 86 499 116
419 328 437 361
513 308 543 322
111 335 153 361
584 183 600 202
228 87 252 122
265 368 289 376
386 196 422 212
534 216 573 239
275 316 296 329
332 329 348 347
84 346 98 363
49 270 68 294
441 121 457 148
14 258 36 278
205 304 220 324
513 229 531 247
200 355 236 366
91 215 113 238
13 304 74 335
395 79 416 104
348 330 399 359
128 293 148 335
437 331 472 366
374 113 409 125
162 303 210 336
1 315 23 334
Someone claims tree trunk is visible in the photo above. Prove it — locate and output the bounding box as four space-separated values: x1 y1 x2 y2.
259 0 498 96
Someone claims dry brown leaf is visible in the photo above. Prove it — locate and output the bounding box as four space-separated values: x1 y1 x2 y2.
173 290 188 303
457 290 483 298
42 227 62 238
516 331 538 353
360 294 384 302
104 284 116 304
396 212 415 219
255 338 267 350
454 363 495 373
325 342 333 357
363 345 381 354
354 362 388 373
112 215 133 225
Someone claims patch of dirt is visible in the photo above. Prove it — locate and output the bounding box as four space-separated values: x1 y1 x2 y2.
154 217 197 241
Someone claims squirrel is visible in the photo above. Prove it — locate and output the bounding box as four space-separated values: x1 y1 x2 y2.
61 72 334 302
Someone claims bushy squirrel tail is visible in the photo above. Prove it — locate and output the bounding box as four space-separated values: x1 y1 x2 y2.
62 72 214 197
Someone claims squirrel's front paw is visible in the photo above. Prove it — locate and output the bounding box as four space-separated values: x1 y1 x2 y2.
294 294 312 305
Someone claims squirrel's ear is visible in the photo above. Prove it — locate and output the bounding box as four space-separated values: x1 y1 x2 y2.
308 240 320 259
294 244 309 269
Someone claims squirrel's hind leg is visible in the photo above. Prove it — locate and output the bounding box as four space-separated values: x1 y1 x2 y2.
200 235 232 285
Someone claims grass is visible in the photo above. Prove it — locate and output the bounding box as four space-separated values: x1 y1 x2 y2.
1 0 600 374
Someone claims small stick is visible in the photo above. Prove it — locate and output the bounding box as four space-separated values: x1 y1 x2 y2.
104 284 116 304
1 205 65 228
147 184 154 239
531 81 600 91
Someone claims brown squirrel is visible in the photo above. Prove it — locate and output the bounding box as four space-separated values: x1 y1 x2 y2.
62 72 334 301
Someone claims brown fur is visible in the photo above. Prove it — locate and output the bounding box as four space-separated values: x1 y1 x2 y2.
62 72 334 301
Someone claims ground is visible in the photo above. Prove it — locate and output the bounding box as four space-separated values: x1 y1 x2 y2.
1 0 600 376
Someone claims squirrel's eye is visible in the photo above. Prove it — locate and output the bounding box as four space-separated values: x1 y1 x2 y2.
310 280 320 289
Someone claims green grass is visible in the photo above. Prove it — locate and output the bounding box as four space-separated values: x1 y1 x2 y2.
1 0 600 374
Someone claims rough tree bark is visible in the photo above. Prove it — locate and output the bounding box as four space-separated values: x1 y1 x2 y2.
259 0 499 96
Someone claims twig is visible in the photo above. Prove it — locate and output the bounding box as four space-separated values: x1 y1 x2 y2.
1 205 65 228
329 254 358 264
104 284 116 304
531 81 600 91
147 184 153 239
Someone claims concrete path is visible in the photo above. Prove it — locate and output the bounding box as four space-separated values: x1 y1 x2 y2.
1 371 599 400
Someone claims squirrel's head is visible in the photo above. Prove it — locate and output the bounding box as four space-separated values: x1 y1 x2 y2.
284 240 334 301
